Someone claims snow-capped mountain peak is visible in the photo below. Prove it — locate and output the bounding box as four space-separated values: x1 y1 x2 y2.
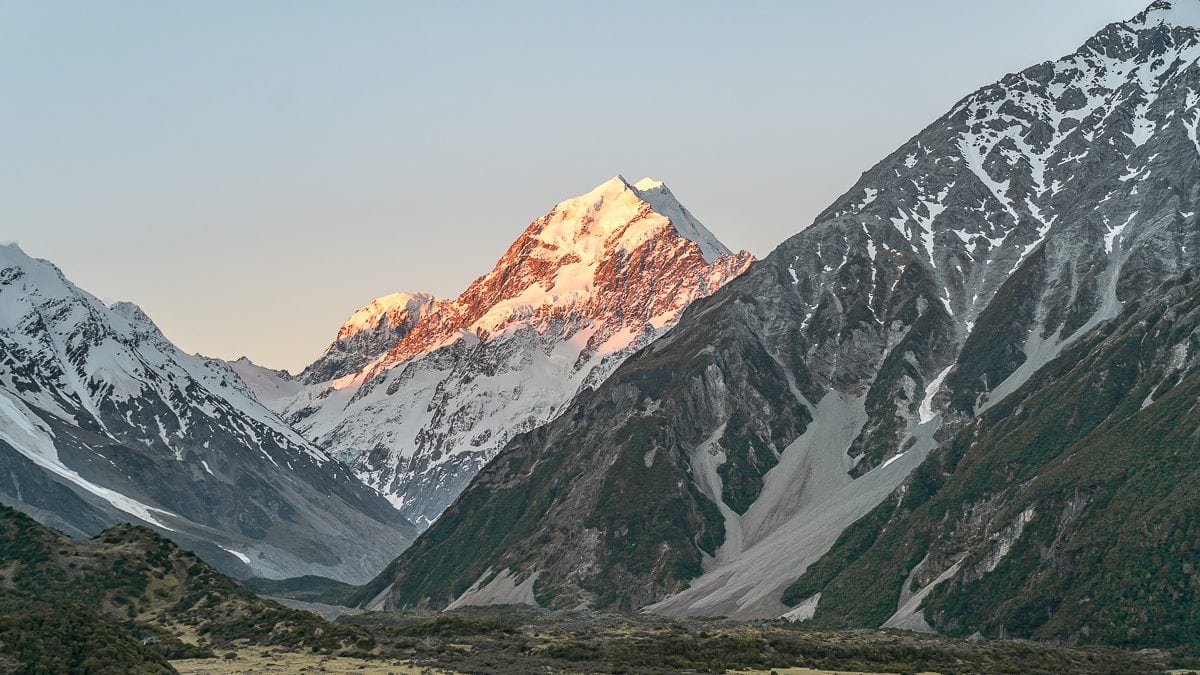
279 176 754 526
632 177 733 263
335 291 438 341
0 243 325 458
224 355 303 409
294 291 439 386
109 300 169 345
539 175 732 265
356 0 1200 619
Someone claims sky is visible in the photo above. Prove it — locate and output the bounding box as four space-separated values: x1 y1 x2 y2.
1 0 1150 372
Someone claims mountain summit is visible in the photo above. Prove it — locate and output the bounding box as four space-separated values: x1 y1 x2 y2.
272 176 753 526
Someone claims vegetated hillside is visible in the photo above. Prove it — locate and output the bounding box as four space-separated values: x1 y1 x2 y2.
0 504 370 672
787 273 1200 651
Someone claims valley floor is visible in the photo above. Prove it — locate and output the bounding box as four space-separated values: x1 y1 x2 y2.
168 604 1176 674
172 648 910 675
172 647 433 674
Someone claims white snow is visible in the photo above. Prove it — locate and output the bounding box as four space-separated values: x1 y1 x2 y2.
918 366 953 424
633 177 733 263
859 187 878 209
889 207 908 239
220 547 252 565
1105 211 1138 253
1186 107 1200 157
880 451 908 470
0 244 346 513
334 292 436 340
958 138 1018 223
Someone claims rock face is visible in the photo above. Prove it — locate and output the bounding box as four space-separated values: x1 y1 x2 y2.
350 0 1200 639
0 244 416 583
278 176 754 527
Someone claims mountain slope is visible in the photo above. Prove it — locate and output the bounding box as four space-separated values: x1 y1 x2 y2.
793 273 1200 649
353 0 1200 625
281 175 754 526
0 244 416 583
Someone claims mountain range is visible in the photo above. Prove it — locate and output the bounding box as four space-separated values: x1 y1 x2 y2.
349 0 1200 649
0 175 750 582
0 244 415 583
243 176 752 527
3 0 1200 658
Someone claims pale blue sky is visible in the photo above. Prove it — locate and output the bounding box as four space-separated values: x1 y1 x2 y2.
2 0 1148 371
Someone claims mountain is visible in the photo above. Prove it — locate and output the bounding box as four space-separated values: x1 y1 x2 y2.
224 356 302 410
296 291 438 385
350 0 1200 646
0 244 417 583
278 176 754 526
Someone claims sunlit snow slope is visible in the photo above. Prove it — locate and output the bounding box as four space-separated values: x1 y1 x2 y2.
277 176 753 526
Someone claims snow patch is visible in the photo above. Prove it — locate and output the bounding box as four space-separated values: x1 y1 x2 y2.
918 366 953 424
221 547 252 565
1105 211 1138 253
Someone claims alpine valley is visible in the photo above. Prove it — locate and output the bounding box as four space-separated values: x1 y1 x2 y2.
6 0 1200 671
353 0 1200 651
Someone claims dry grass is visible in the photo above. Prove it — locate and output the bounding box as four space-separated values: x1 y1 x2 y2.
172 645 450 674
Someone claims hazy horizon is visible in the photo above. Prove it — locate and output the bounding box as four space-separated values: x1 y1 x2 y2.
3 0 1149 372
